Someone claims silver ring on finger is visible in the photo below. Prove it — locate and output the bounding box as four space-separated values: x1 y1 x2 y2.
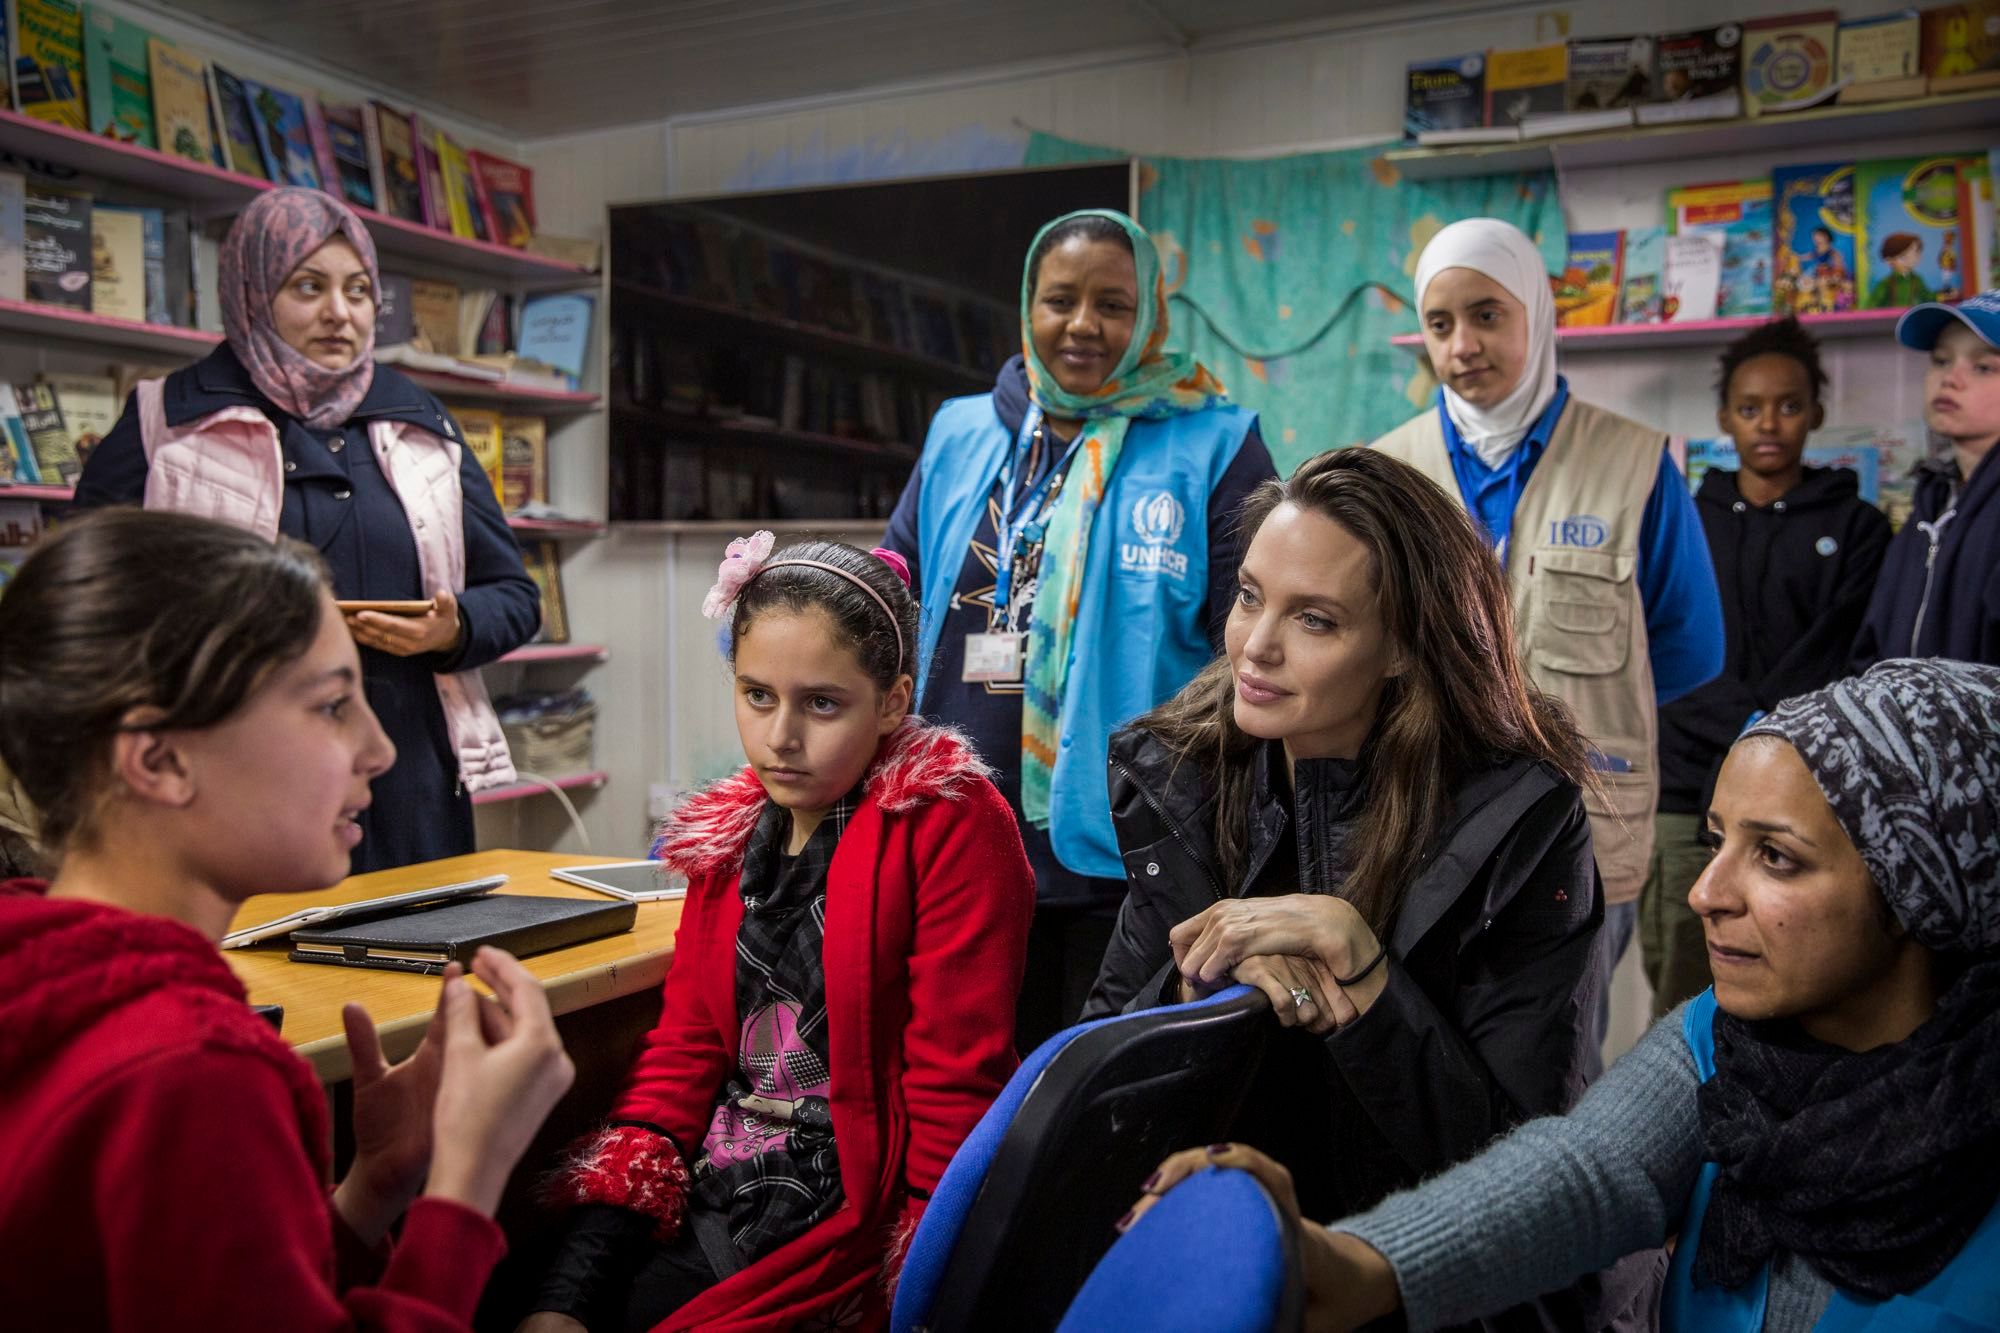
1289 986 1312 1010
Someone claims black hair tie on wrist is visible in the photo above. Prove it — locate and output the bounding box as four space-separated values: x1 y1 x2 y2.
1334 943 1388 988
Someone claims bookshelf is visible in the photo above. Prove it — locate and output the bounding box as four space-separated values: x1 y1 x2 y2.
1386 88 2000 182
0 107 592 288
1389 306 1919 353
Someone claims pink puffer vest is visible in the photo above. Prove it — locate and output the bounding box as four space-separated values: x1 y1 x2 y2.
134 378 516 792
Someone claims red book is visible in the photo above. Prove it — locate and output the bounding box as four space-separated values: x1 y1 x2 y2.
467 150 535 249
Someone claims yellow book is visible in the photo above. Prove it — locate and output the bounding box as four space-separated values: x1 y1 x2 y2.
1485 43 1568 126
500 414 547 512
457 407 504 503
89 207 148 324
148 39 217 166
16 0 87 130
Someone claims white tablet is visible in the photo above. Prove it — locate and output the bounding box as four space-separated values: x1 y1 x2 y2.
220 874 508 949
551 860 688 902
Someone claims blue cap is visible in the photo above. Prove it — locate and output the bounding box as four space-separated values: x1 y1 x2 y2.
1896 290 2000 351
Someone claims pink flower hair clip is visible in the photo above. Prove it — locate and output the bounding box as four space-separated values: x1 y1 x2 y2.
702 529 776 620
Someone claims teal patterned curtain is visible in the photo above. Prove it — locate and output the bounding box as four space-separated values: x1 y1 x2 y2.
1025 132 1566 473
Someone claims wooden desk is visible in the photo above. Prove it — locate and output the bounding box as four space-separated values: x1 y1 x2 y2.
224 850 683 1082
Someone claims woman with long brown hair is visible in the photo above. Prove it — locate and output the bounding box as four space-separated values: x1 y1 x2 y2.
1082 448 1635 1324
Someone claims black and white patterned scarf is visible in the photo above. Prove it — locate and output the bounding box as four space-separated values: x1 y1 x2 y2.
1697 659 2000 1298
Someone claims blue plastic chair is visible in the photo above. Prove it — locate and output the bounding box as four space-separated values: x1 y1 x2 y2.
1057 1165 1305 1333
891 984 1274 1333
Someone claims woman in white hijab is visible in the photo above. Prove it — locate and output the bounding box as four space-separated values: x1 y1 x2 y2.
1371 218 1723 1075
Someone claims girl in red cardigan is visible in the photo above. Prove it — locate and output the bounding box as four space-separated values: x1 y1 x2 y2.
0 509 576 1331
522 535 1034 1333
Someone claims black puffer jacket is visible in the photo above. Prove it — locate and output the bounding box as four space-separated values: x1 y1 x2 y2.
1084 725 1653 1329
1659 465 1890 813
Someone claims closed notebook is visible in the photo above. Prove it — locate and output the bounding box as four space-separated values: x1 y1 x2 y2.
288 893 634 975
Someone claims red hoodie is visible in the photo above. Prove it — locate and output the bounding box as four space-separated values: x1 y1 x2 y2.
0 882 505 1331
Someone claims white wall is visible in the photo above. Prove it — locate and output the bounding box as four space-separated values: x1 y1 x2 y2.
517 1 1977 1033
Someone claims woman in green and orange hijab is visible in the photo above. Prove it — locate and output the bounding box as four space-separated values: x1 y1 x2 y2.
880 209 1276 1050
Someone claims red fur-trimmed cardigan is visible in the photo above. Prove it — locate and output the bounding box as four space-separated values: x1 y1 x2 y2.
548 720 1034 1332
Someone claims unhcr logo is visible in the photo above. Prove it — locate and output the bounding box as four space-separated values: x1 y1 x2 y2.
1122 491 1190 578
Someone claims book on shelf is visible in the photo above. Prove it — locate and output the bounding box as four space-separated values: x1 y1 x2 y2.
413 115 446 230
242 80 322 189
374 343 504 380
46 371 115 457
376 272 414 344
1837 9 1924 101
83 5 154 147
300 94 338 196
1773 163 1859 315
89 204 146 323
369 103 427 223
525 233 600 271
147 39 216 167
16 0 87 131
15 380 74 483
456 287 498 357
409 278 462 356
0 499 41 588
500 415 547 512
0 383 35 483
434 131 488 242
1403 52 1487 142
1555 231 1624 327
206 64 269 179
467 151 535 248
1962 151 1998 293
1668 179 1774 318
458 353 569 392
158 211 193 327
320 102 376 210
1567 34 1654 109
1856 156 1966 306
1923 1 2000 89
519 540 567 644
1485 43 1568 128
1619 226 1666 323
0 171 24 304
517 293 594 391
1663 231 1726 321
0 427 31 486
1638 23 1744 123
1742 10 1841 113
24 184 89 311
457 406 504 502
474 294 512 356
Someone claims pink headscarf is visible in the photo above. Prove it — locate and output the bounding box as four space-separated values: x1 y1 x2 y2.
218 188 379 430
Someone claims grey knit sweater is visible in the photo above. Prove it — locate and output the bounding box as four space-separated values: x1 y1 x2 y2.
1336 1002 1835 1332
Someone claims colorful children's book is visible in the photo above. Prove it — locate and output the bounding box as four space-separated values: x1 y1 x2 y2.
500 414 547 511
243 81 322 189
320 103 375 210
468 150 535 248
0 171 26 304
1556 231 1625 327
1742 10 1841 112
0 392 37 484
1669 180 1775 318
1856 156 1966 306
1484 43 1567 128
148 40 215 167
1567 34 1654 109
516 292 595 390
15 0 86 130
1962 152 1997 294
206 64 269 179
15 381 75 484
1663 231 1726 322
434 131 488 242
82 6 153 146
456 407 504 503
1403 52 1487 141
88 204 146 323
23 184 90 311
369 104 426 223
1619 226 1667 323
1921 2 2000 89
1772 163 1859 315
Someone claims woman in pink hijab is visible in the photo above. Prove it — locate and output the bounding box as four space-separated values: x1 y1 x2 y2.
75 187 540 873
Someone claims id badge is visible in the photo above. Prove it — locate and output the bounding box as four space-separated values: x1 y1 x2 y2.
963 631 1025 683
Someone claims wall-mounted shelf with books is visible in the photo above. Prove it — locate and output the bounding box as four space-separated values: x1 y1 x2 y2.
1389 306 1918 354
614 282 991 391
612 402 922 465
0 107 592 288
1386 88 2000 182
0 296 222 359
498 643 609 665
469 769 609 807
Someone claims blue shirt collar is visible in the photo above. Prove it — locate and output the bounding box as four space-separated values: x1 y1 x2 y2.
1436 376 1570 475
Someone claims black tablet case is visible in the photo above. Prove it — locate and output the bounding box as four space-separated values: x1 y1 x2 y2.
288 894 636 975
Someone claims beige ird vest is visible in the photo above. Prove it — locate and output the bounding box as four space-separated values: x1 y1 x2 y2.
1373 398 1663 904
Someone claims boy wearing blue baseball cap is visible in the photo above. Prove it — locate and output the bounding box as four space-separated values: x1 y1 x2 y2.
1852 291 2000 667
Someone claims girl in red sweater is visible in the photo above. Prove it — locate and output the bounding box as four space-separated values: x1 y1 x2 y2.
521 535 1034 1333
0 509 576 1331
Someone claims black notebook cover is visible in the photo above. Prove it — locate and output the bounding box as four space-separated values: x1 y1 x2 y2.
288 893 636 975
